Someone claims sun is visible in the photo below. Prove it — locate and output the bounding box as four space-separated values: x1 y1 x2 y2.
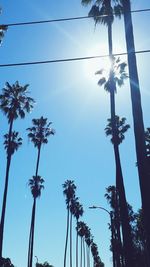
83 44 111 82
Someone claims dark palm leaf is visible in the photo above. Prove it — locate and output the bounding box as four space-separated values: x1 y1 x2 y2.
105 116 130 145
0 81 35 123
4 131 22 155
27 116 55 149
29 175 44 199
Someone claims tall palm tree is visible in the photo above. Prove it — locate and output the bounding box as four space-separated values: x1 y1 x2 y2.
28 175 44 267
105 116 134 266
0 81 34 258
81 2 134 263
27 116 55 267
63 180 76 267
120 1 150 259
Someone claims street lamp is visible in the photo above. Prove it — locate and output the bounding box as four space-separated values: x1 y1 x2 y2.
89 205 115 267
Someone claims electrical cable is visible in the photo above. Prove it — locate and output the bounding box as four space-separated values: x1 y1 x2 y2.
1 8 150 28
0 49 150 68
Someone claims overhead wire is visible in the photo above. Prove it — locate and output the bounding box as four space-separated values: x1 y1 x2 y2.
0 49 150 68
1 8 150 28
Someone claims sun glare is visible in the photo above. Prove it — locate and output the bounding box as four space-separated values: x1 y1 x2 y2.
83 44 111 83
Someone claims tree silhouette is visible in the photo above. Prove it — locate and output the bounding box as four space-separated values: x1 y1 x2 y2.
105 116 134 266
120 0 150 259
27 116 55 267
105 186 124 267
0 81 34 258
63 180 76 267
28 175 44 267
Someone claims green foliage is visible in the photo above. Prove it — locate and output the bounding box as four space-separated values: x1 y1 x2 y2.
4 131 22 156
0 81 35 123
81 0 123 26
28 175 44 199
96 57 128 93
105 116 130 145
27 116 55 149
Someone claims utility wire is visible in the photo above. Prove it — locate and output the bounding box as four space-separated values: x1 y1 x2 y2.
0 49 150 68
1 8 150 28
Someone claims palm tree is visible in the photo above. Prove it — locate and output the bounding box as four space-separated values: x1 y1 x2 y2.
28 175 44 267
105 116 134 266
120 0 150 259
72 201 84 267
63 180 76 267
105 186 124 267
27 116 55 177
76 221 86 267
69 197 79 267
0 81 34 258
27 116 55 267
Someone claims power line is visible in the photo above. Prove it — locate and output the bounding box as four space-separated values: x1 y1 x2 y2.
1 8 150 28
0 49 150 68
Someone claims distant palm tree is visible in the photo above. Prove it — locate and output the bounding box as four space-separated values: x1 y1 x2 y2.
76 221 86 267
27 116 55 267
105 116 134 266
27 116 55 176
63 180 76 267
105 186 124 267
72 201 84 267
69 197 79 267
28 175 44 267
0 81 34 258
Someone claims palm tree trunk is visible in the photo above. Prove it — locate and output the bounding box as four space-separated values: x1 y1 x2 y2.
70 213 73 267
114 198 124 267
122 1 150 262
28 198 36 267
76 220 79 267
107 14 134 267
64 206 70 267
80 237 83 267
114 143 134 267
28 146 41 267
83 239 86 267
35 145 41 176
0 119 13 259
0 154 11 258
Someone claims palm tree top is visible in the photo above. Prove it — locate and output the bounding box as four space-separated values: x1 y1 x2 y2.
29 175 44 199
27 116 55 149
62 180 76 206
4 131 22 156
0 81 35 123
81 0 123 26
105 115 130 145
96 57 128 92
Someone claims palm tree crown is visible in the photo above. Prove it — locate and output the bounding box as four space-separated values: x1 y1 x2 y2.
4 131 22 156
105 116 130 145
96 57 128 92
63 180 77 206
28 175 44 199
0 81 35 123
81 0 123 26
27 116 55 149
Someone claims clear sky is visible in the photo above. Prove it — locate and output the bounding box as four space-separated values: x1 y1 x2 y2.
0 1 149 267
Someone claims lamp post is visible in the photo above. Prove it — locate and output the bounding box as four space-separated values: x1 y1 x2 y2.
89 206 115 267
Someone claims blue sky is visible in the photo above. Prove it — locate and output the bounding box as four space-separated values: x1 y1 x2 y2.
0 1 149 267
